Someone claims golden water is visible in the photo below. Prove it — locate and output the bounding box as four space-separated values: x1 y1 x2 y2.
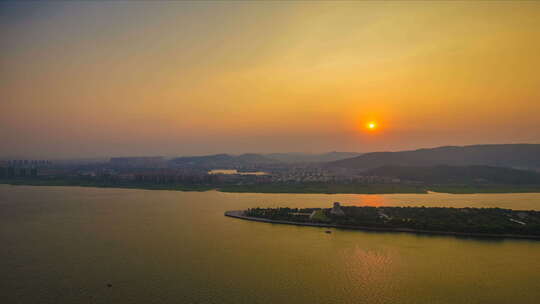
1 185 539 303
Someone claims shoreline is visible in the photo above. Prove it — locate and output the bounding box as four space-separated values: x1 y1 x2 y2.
0 181 426 194
3 181 540 194
224 210 540 240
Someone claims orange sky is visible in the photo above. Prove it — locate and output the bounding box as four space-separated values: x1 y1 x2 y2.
1 1 540 158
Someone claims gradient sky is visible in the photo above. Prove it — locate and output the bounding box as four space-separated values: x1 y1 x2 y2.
2 1 540 158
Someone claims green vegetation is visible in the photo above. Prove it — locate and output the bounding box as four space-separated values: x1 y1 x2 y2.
4 178 540 194
368 165 540 185
219 183 427 194
245 207 321 221
309 210 330 222
245 206 540 237
1 179 426 194
428 185 540 194
0 179 213 192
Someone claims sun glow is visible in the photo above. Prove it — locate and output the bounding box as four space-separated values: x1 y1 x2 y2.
367 122 377 130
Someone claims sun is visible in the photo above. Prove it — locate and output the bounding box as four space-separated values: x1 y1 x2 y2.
366 121 377 130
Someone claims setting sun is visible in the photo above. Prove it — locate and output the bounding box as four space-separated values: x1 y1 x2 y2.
367 122 377 130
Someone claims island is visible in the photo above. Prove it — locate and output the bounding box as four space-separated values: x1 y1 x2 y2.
225 203 540 240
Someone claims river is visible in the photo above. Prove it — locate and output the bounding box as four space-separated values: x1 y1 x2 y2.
1 185 539 303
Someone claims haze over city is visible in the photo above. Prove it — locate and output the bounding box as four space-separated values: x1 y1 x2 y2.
2 1 540 158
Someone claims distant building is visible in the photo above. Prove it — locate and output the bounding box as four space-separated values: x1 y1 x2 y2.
330 202 345 216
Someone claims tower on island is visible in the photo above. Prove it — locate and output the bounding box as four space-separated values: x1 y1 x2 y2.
330 202 345 216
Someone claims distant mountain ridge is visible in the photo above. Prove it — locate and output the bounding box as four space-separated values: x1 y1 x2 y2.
171 152 364 167
266 152 363 163
170 153 277 168
328 144 540 171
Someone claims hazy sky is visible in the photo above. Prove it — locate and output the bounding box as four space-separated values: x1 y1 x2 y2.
2 1 540 158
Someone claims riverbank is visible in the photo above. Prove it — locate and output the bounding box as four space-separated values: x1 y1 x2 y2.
0 179 426 194
0 179 213 192
224 210 540 240
218 183 427 194
2 179 540 194
429 185 540 194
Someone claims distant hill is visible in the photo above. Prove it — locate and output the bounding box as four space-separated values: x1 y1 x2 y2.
170 152 364 167
328 144 540 171
267 152 362 163
368 165 540 185
170 153 277 168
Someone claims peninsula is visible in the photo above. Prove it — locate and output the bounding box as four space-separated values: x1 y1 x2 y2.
225 203 540 240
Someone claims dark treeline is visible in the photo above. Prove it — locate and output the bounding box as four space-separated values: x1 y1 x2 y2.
367 165 540 185
245 206 540 236
245 207 321 221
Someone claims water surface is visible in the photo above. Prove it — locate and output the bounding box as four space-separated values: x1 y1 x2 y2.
208 169 268 175
1 185 540 304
